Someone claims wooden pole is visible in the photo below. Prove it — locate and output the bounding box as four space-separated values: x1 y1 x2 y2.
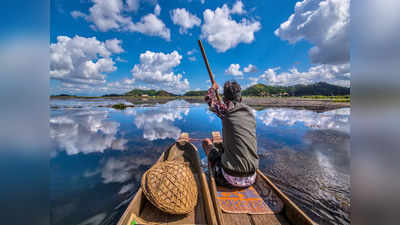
198 40 222 103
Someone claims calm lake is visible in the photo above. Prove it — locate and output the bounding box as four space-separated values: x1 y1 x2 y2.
50 99 350 225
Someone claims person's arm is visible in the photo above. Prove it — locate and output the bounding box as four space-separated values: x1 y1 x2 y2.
204 83 227 118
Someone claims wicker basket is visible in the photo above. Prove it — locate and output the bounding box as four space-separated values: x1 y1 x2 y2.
141 161 198 215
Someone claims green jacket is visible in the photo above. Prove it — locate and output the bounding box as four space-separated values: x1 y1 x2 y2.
221 102 259 177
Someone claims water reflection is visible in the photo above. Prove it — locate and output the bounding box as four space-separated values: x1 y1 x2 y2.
50 109 127 155
50 99 350 225
257 108 350 133
127 100 190 141
256 108 351 225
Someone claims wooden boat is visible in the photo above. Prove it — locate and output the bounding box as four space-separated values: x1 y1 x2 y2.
118 132 316 225
117 133 218 225
208 131 316 225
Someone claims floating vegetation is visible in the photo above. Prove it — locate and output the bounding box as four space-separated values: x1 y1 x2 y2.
111 103 134 110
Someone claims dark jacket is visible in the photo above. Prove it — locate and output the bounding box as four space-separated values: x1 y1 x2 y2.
221 102 258 177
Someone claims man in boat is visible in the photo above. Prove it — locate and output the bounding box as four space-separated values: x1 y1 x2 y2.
202 80 258 187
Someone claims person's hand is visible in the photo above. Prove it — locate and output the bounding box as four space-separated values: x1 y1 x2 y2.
202 138 213 156
212 82 219 90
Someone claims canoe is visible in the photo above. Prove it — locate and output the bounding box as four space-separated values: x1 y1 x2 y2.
117 133 218 225
118 132 316 225
208 131 316 225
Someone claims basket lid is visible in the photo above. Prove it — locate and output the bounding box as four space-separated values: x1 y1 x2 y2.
141 161 198 214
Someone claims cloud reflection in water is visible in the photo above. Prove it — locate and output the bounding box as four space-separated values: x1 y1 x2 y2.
128 100 191 141
50 109 127 155
257 108 350 133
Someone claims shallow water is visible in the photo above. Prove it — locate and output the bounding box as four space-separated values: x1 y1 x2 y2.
50 99 350 225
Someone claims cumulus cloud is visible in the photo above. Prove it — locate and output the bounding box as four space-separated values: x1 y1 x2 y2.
130 14 171 41
201 1 261 52
105 38 124 53
71 0 170 40
243 64 257 73
188 56 196 62
171 8 201 34
225 64 243 76
275 0 350 65
131 50 190 94
154 4 161 16
231 0 246 14
50 110 128 155
126 0 140 12
50 35 122 87
259 63 350 87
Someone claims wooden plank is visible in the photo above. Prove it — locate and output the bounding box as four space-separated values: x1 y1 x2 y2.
251 214 291 225
256 170 316 225
200 172 218 225
208 131 225 225
222 214 252 225
139 201 168 224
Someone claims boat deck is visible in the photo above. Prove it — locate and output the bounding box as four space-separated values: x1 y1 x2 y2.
209 131 315 225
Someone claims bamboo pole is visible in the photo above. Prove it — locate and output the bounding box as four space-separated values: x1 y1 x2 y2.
198 39 222 104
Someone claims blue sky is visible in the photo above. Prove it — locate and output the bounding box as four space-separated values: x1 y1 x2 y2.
50 0 350 95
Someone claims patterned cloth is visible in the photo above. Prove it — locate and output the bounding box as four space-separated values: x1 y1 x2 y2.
221 167 256 187
204 87 234 119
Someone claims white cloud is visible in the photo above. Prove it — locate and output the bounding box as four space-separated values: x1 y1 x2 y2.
275 0 350 65
243 64 257 73
188 56 196 62
71 0 134 32
201 0 205 4
259 63 350 86
187 49 196 55
231 1 246 14
171 8 201 34
116 56 128 62
71 0 170 40
154 4 161 16
105 38 124 53
50 110 127 155
126 0 140 12
50 35 122 87
225 64 243 76
131 14 171 41
131 50 190 94
201 2 261 52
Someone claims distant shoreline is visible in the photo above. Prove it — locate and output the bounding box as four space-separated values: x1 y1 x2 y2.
50 95 350 112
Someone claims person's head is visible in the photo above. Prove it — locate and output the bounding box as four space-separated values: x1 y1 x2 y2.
223 80 242 102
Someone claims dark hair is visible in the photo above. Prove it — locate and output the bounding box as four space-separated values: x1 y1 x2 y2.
223 80 241 102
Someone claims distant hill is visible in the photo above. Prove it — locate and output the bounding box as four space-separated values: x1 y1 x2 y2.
242 84 287 96
51 94 76 97
184 90 208 96
242 82 350 96
124 89 176 97
102 93 123 97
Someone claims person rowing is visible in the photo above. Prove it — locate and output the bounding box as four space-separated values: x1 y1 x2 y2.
202 80 258 188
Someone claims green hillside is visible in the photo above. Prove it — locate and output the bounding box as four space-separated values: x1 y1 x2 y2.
124 89 176 97
184 90 208 96
242 82 350 97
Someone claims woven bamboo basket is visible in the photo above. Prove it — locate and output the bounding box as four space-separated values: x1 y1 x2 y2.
141 161 198 215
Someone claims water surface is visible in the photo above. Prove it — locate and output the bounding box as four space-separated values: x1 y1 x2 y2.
50 99 350 225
